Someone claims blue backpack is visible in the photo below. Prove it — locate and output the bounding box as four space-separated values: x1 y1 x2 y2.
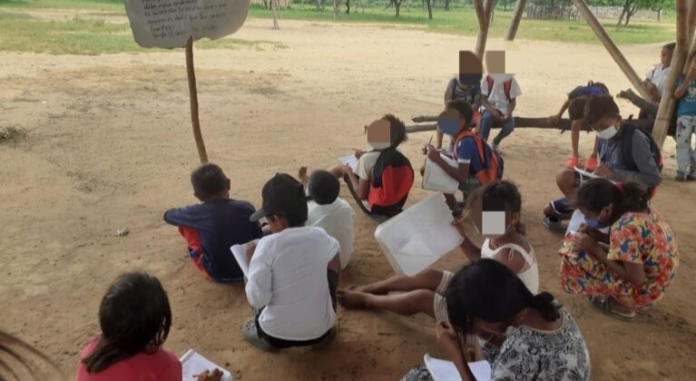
575 81 609 98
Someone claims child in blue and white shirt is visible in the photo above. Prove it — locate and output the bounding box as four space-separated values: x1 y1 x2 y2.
674 53 696 182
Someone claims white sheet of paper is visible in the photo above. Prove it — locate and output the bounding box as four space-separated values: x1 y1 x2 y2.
422 154 459 194
180 349 233 381
424 354 491 381
124 0 251 49
230 243 250 278
375 194 463 275
338 155 359 172
573 166 601 180
566 210 610 236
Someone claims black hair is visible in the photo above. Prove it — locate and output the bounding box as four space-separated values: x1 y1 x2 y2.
445 260 560 335
83 271 172 374
190 163 228 200
446 100 474 130
584 95 621 126
308 170 340 205
382 114 408 149
465 181 526 235
568 96 588 119
575 178 649 224
0 330 62 381
272 204 308 228
663 42 676 51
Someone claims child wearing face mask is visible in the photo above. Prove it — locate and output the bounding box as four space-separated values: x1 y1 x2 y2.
337 181 538 324
422 100 503 216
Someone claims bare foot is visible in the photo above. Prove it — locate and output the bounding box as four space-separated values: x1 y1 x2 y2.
337 288 370 309
298 166 309 186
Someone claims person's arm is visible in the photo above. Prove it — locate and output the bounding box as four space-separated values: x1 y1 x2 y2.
611 132 662 187
550 98 571 124
444 78 455 105
451 221 483 262
674 75 693 99
245 241 273 308
428 146 470 183
503 98 517 119
582 239 646 286
480 94 497 117
345 170 370 200
162 205 196 227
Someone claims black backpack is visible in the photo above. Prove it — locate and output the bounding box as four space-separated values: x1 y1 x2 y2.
619 123 664 174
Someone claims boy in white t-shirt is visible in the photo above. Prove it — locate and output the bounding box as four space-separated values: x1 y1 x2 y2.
299 168 355 269
479 74 522 153
242 173 341 352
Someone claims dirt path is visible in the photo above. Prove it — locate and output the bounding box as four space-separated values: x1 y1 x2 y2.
0 16 694 381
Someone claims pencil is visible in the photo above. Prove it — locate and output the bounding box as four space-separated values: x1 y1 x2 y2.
428 134 433 145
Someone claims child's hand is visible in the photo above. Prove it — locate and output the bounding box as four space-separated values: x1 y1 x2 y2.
354 149 365 159
435 322 463 360
426 145 441 162
451 220 468 239
593 165 616 180
548 114 562 125
492 110 503 121
574 232 598 254
501 113 511 121
196 369 223 381
245 241 258 262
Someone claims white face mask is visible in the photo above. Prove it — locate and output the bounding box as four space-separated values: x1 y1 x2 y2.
595 125 618 140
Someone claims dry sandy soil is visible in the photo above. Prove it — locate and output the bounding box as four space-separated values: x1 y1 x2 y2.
1 12 695 381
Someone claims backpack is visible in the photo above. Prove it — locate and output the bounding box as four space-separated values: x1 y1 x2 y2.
485 75 513 101
618 123 663 197
575 81 609 98
453 130 504 185
368 149 415 217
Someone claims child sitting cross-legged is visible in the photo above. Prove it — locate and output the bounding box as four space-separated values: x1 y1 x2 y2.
242 173 342 352
338 181 538 323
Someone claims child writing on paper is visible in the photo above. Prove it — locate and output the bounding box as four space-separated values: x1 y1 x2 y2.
242 173 342 352
299 168 356 269
339 181 538 324
76 271 222 381
423 100 503 216
399 260 590 381
164 163 263 282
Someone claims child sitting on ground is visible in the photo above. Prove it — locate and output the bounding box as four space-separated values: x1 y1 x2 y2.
478 72 522 152
338 181 538 324
299 167 355 269
331 115 414 218
242 173 342 352
424 100 503 216
164 163 263 282
673 52 696 182
76 271 221 381
549 81 609 170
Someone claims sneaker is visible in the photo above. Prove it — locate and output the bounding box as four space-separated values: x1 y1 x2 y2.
564 157 579 169
543 216 563 231
584 157 598 172
676 174 688 182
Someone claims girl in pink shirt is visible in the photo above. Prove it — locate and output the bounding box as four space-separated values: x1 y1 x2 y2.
76 271 221 381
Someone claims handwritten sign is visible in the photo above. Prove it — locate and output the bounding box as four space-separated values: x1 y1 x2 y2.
124 0 251 49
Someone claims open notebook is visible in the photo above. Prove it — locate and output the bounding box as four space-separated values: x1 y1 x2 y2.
230 243 252 278
338 154 359 172
422 154 459 194
180 349 233 381
424 354 491 381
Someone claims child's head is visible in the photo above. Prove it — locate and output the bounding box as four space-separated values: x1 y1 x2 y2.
365 115 407 150
250 173 308 233
439 100 474 136
445 259 559 337
191 163 230 202
576 179 649 227
83 271 172 374
662 42 676 67
308 170 340 205
464 181 524 239
584 95 621 139
568 96 588 122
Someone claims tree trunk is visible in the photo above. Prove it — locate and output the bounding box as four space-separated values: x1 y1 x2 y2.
625 6 638 26
333 0 338 19
569 0 650 100
395 0 401 18
616 0 629 30
444 0 450 11
346 0 350 14
426 0 432 19
271 0 280 29
474 0 496 60
314 0 321 10
688 0 696 45
505 0 527 41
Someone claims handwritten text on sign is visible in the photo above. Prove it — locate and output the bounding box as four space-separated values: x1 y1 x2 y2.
124 0 251 49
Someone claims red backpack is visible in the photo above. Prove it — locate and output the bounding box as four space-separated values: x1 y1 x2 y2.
485 75 513 101
367 149 415 217
452 130 504 185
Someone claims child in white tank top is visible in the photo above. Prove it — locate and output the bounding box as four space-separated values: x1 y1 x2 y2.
337 181 539 325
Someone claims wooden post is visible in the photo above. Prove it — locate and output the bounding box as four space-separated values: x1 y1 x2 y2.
569 0 650 100
474 0 496 59
185 37 209 164
272 0 280 29
652 0 688 147
505 0 527 41
688 0 696 45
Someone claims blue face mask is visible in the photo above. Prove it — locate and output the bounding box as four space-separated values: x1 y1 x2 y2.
438 119 462 136
586 218 607 229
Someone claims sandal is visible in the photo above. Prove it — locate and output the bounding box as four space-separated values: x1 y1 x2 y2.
587 296 635 322
241 319 278 352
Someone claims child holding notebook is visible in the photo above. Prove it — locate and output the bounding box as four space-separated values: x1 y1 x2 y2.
242 173 342 352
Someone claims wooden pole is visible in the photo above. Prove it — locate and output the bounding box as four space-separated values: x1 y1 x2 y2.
569 0 650 100
688 0 696 46
474 0 496 59
406 117 659 134
185 37 209 164
505 0 527 41
272 0 280 29
652 0 689 147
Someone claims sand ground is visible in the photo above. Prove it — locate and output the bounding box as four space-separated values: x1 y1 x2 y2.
1 12 695 381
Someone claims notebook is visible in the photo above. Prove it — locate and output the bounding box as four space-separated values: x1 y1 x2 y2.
573 166 601 180
422 154 459 194
424 354 491 381
230 243 252 278
566 210 610 236
338 154 359 172
180 349 233 381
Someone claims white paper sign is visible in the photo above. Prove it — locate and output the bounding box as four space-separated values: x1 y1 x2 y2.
124 0 251 49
